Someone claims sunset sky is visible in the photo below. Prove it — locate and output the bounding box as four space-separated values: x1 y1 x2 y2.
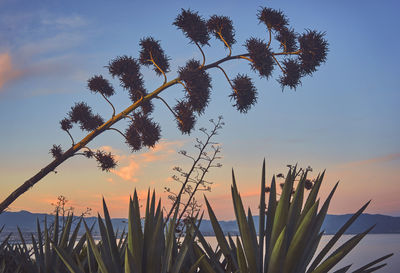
1 0 399 220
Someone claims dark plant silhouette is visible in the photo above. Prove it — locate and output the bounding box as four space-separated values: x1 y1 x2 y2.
0 7 328 213
164 116 223 235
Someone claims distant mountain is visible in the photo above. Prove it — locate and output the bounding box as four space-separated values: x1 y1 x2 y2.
1 211 400 239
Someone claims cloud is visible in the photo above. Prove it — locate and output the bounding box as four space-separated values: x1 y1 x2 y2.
41 15 87 28
0 53 21 89
102 140 185 183
341 153 400 168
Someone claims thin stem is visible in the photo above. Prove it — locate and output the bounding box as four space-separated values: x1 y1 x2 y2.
108 127 127 139
215 65 237 95
239 55 254 63
195 42 206 68
272 54 285 73
100 93 116 117
66 130 75 146
217 31 232 57
149 51 167 84
273 50 301 56
267 28 272 48
123 115 134 122
178 80 191 96
156 96 178 119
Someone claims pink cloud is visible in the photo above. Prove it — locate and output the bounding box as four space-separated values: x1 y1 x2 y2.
340 152 400 168
103 140 184 183
0 53 21 89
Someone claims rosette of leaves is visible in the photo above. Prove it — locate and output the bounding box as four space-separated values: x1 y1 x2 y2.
193 161 393 273
55 190 205 273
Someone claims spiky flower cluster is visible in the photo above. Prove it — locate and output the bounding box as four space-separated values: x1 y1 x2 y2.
279 59 302 89
245 38 274 78
87 75 115 97
125 114 161 151
258 8 288 31
173 9 210 46
139 37 170 75
108 55 153 114
68 102 104 131
275 27 297 52
50 144 63 159
95 150 117 172
178 59 212 114
207 15 235 47
174 100 196 134
230 75 258 113
298 30 328 75
60 118 72 131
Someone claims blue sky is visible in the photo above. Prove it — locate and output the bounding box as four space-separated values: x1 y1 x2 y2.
0 0 399 218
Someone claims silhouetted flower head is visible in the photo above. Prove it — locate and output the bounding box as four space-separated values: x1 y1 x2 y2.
207 15 235 47
245 38 274 78
108 56 144 91
178 59 211 114
140 100 154 115
60 118 72 131
139 37 170 76
298 30 328 75
87 75 115 97
304 179 313 190
125 122 142 151
230 74 258 113
128 88 154 115
50 144 63 159
265 186 271 193
278 59 302 90
173 9 210 46
95 150 117 172
83 150 94 158
276 27 297 52
133 113 161 148
258 7 288 31
69 102 104 131
174 100 196 134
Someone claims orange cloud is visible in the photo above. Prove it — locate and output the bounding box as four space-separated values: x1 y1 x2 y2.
338 152 400 168
0 53 21 89
103 140 184 183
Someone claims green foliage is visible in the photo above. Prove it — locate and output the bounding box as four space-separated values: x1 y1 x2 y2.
0 162 394 272
199 160 393 273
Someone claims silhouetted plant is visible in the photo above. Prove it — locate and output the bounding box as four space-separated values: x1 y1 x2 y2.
0 6 328 214
164 116 223 234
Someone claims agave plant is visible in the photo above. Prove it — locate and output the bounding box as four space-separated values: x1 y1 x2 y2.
55 190 205 273
197 160 393 273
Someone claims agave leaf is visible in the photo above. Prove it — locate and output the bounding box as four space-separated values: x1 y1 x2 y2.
264 175 277 272
31 234 44 271
269 168 294 258
102 198 122 271
352 253 393 273
333 264 352 273
355 263 387 273
303 171 325 217
308 200 370 272
267 227 286 273
36 218 44 257
187 255 206 273
145 203 163 273
259 159 266 271
124 247 137 273
205 196 233 261
59 213 73 249
67 217 82 253
247 208 259 255
296 231 324 273
286 171 306 244
231 169 258 273
283 200 319 273
171 223 196 273
127 192 143 272
193 243 218 273
236 236 248 273
97 214 117 272
53 243 85 273
311 226 374 273
84 220 110 273
162 200 179 273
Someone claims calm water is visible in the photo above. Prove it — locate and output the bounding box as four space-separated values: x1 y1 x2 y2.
205 234 400 273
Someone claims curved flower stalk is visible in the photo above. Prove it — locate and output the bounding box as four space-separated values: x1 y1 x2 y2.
0 7 328 213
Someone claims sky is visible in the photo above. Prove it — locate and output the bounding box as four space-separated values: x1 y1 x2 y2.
0 0 399 220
